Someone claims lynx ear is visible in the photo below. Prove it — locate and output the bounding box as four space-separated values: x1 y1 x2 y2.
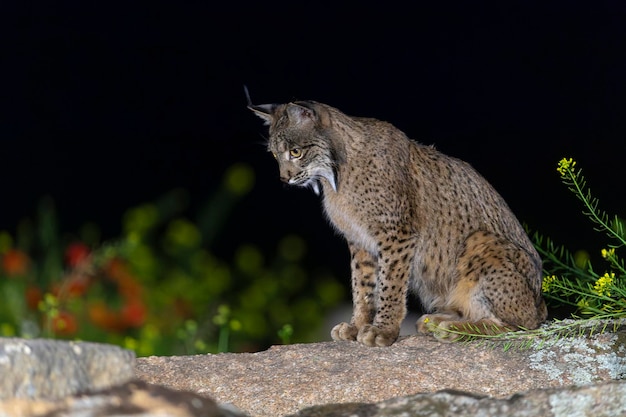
248 103 278 126
288 101 333 128
286 102 317 126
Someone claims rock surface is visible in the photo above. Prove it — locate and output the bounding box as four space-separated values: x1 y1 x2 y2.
1 320 625 416
0 338 135 400
289 380 626 417
136 321 626 417
0 380 248 417
3 380 626 417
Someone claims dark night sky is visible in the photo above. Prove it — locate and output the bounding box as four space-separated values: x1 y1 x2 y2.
3 1 626 269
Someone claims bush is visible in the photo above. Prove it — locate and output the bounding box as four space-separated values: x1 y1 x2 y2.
0 164 344 355
535 158 626 318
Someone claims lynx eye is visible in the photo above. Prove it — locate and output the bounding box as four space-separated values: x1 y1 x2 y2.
289 148 303 159
271 151 277 160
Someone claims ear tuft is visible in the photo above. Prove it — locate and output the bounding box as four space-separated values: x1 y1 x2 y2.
245 86 279 125
243 85 253 107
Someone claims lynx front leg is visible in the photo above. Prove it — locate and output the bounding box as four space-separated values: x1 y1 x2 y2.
357 234 416 347
331 243 377 342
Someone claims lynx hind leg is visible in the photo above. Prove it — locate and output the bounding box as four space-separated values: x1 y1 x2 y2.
419 231 547 341
458 231 547 327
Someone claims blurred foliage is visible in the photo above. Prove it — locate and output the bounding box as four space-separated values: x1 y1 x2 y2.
0 163 344 355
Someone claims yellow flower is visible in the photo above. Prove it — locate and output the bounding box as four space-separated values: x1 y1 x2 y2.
601 248 615 259
542 275 557 293
556 157 576 176
593 272 615 297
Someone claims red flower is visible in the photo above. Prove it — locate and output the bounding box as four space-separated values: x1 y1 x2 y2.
64 242 90 267
25 285 43 310
104 258 142 298
2 249 30 276
52 311 78 336
89 301 123 332
65 276 91 298
121 298 147 328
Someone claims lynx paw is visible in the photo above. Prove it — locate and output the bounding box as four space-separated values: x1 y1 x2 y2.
331 322 358 341
357 324 398 347
431 321 464 342
416 314 462 342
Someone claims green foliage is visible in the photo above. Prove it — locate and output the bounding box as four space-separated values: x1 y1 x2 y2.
537 158 626 318
429 316 623 350
0 164 344 355
277 324 294 344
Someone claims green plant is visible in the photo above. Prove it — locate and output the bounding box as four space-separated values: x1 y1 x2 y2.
277 323 294 344
536 158 625 317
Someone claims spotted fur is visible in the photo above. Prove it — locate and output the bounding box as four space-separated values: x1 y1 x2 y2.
249 100 547 347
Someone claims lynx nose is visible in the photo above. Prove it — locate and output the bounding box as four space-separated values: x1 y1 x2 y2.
279 168 292 184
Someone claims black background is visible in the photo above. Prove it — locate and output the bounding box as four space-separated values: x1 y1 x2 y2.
3 1 626 274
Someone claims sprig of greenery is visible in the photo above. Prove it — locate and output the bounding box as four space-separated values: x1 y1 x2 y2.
277 324 294 344
556 158 626 246
540 158 626 318
439 316 624 350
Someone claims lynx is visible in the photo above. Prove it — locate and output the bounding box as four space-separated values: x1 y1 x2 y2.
249 98 547 347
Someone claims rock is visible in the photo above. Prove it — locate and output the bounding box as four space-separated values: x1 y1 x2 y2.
135 320 626 417
289 380 626 417
0 338 135 400
3 380 624 417
1 321 624 416
0 380 249 417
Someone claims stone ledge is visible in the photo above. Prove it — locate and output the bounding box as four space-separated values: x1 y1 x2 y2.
0 380 248 417
135 321 626 416
288 380 626 417
2 379 625 417
1 320 624 416
0 338 135 400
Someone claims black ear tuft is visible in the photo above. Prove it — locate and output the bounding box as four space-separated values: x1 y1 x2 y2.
245 86 279 125
243 85 253 107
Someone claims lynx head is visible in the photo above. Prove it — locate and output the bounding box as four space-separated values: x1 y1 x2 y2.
248 99 346 195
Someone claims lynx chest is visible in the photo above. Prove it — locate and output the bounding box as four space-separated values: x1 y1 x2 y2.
322 190 379 255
